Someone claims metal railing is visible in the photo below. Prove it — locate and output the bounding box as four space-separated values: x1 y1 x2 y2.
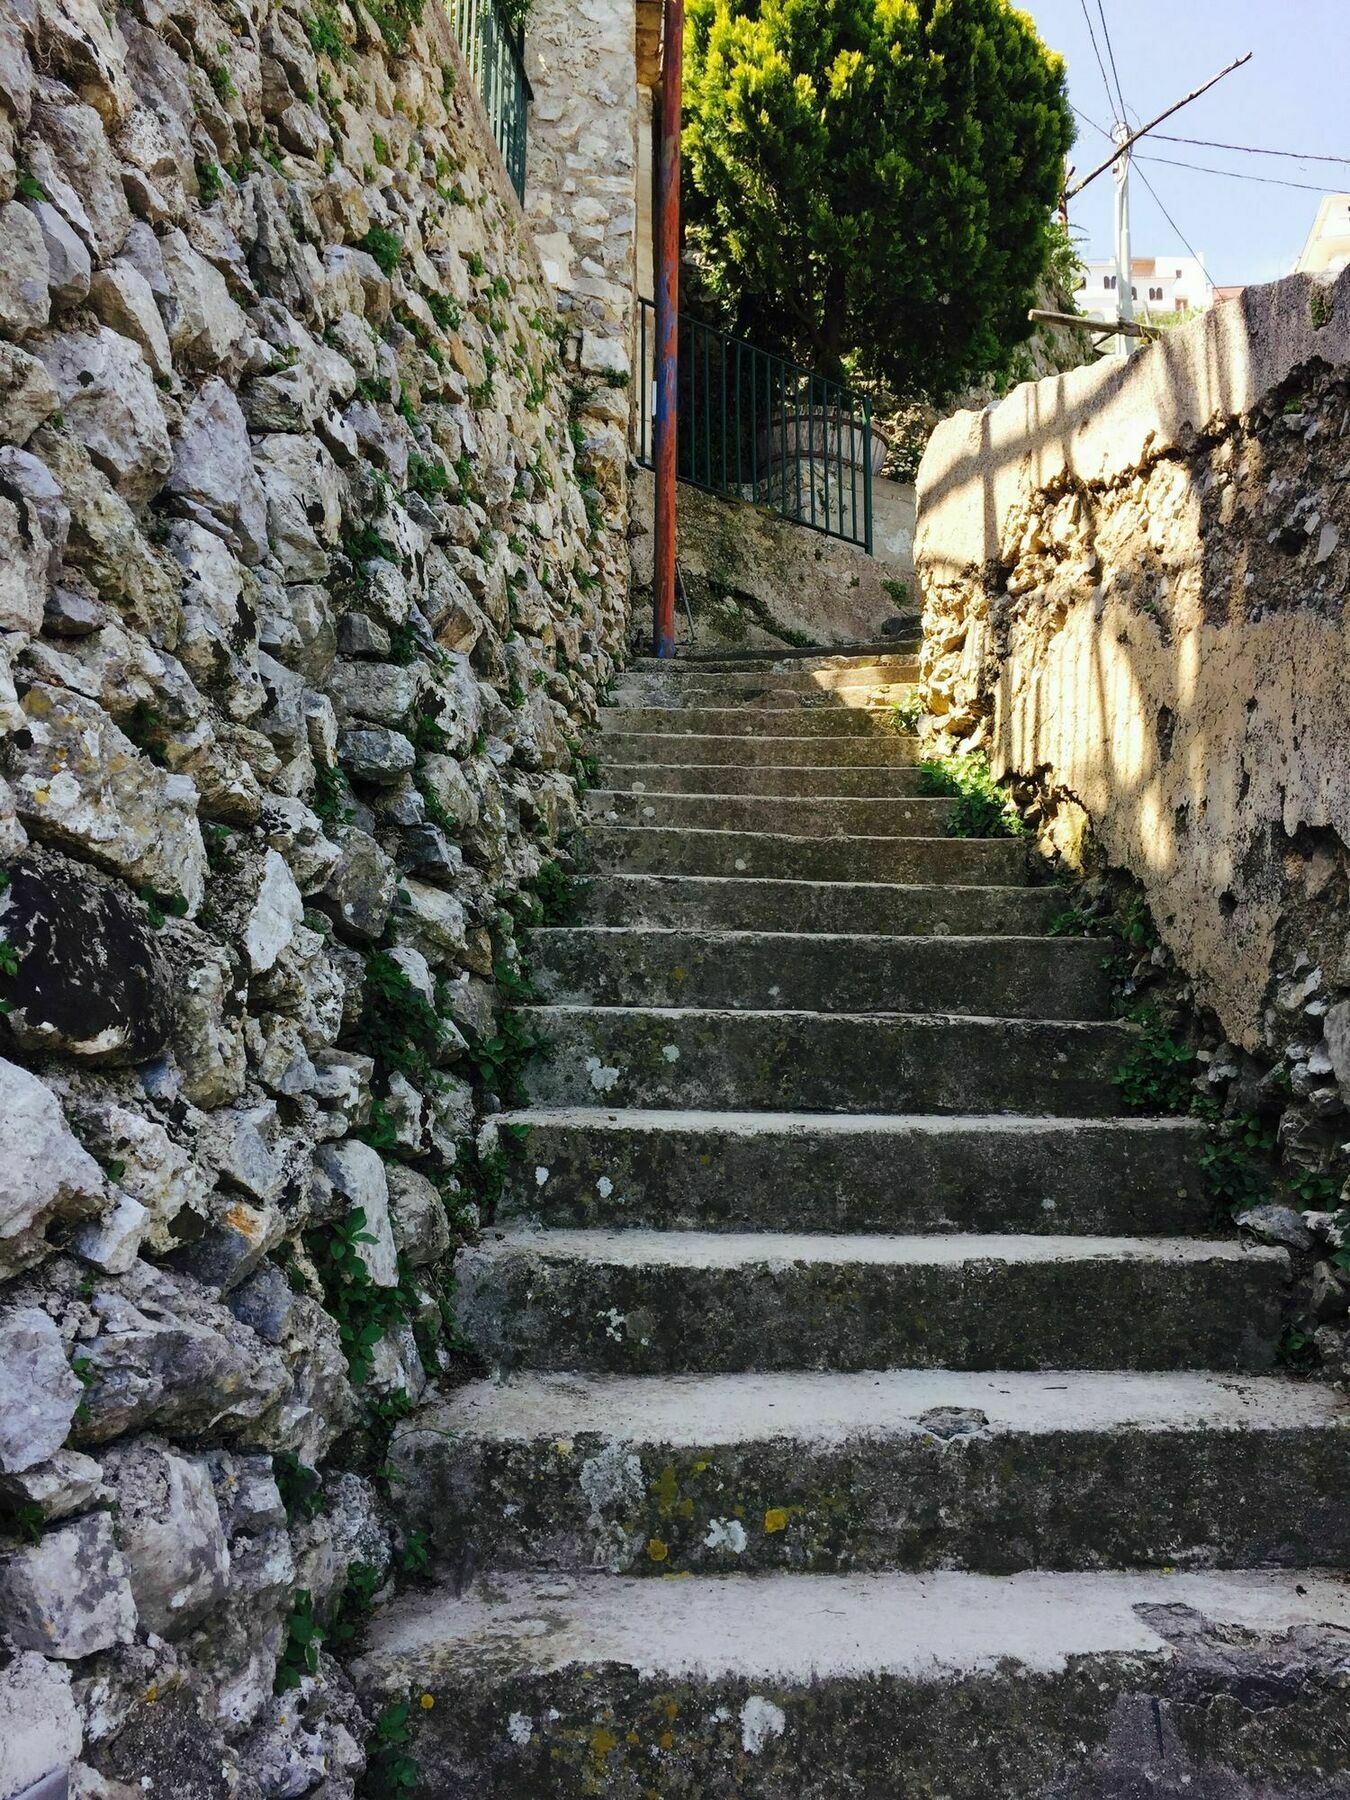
448 0 531 200
637 298 875 553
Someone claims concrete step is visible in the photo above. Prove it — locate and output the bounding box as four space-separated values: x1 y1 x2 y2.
599 730 920 767
455 1229 1287 1374
519 1004 1136 1115
576 825 1026 884
493 1109 1208 1235
614 663 920 698
598 762 924 797
574 873 1062 936
353 1567 1350 1799
525 929 1113 1019
583 790 953 838
393 1370 1350 1577
631 642 919 670
600 705 897 738
610 682 918 710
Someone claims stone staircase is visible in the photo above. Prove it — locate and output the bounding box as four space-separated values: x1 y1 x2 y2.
355 644 1350 1796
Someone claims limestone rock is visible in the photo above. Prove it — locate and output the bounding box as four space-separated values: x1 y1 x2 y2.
387 1165 450 1267
103 1437 230 1638
28 96 130 259
0 1652 83 1799
319 826 396 942
160 226 250 372
31 197 92 307
75 1258 293 1446
0 1305 83 1473
88 258 174 380
0 199 51 333
38 328 171 502
0 1512 138 1657
0 341 60 444
0 460 50 633
0 1448 104 1523
71 1099 211 1253
0 855 174 1063
0 1055 108 1278
171 934 248 1109
166 378 269 565
245 848 305 975
339 724 415 784
71 1188 151 1275
9 684 207 914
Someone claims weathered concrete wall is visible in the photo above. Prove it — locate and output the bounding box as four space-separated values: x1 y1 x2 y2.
0 0 629 1791
916 267 1350 1074
632 470 917 649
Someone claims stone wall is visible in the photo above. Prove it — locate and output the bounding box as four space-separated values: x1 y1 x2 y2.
0 0 628 1792
631 471 918 650
915 265 1350 1168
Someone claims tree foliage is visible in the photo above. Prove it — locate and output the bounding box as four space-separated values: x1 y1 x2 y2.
682 0 1074 400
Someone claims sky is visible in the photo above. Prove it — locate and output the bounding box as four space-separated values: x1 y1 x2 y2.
1020 0 1350 287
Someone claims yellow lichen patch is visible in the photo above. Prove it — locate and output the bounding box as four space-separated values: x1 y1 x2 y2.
552 1437 575 1458
590 1725 618 1759
646 1536 669 1562
692 1459 710 1474
661 1696 679 1721
764 1507 790 1534
651 1463 679 1518
676 1496 694 1519
626 1729 641 1746
659 1730 674 1750
419 1693 436 1710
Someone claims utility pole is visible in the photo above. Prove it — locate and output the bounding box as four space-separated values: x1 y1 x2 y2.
1111 121 1133 352
652 0 684 660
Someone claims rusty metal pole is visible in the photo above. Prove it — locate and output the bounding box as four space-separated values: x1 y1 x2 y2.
652 0 683 658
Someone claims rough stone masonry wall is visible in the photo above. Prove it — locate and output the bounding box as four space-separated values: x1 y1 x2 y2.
0 0 628 1793
915 266 1350 1191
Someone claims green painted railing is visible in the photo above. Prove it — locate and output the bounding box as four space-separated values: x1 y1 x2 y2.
449 0 531 200
637 297 875 553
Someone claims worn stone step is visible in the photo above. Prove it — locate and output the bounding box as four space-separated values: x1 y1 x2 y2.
574 874 1061 936
393 1370 1350 1577
583 790 953 838
611 682 918 710
599 730 920 766
631 642 918 670
520 1004 1135 1114
598 762 924 797
456 1230 1286 1375
600 705 897 738
493 1110 1208 1235
576 825 1026 884
525 929 1113 1019
353 1567 1350 1799
614 663 920 698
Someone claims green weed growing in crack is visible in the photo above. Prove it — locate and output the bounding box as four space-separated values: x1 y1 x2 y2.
359 952 446 1088
917 753 1024 839
275 1588 323 1691
361 1701 423 1797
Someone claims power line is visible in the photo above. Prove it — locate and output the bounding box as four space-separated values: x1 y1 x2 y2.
1096 1 1129 125
1133 163 1215 285
1136 152 1334 195
1152 131 1350 167
1078 0 1119 125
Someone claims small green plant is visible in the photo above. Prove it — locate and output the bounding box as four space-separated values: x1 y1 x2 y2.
354 376 392 405
275 1589 323 1691
406 453 450 502
1311 287 1334 330
887 699 921 734
917 753 1024 839
372 131 391 167
466 251 485 278
15 169 48 203
1112 1008 1196 1114
425 291 461 330
366 0 425 53
1200 1113 1277 1215
328 1560 382 1652
274 1452 325 1524
194 159 224 203
411 710 451 755
881 577 910 605
363 1701 423 1798
1045 900 1094 938
343 524 399 570
313 762 355 827
139 887 189 930
360 951 445 1086
207 54 237 102
304 2 348 59
358 225 404 277
306 1208 407 1383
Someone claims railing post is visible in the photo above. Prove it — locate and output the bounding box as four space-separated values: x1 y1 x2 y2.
652 0 683 659
862 392 874 557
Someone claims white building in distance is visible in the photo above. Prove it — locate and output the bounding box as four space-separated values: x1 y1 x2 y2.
1075 254 1215 324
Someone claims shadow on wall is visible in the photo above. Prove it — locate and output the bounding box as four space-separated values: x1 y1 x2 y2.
915 266 1350 1054
629 469 918 651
